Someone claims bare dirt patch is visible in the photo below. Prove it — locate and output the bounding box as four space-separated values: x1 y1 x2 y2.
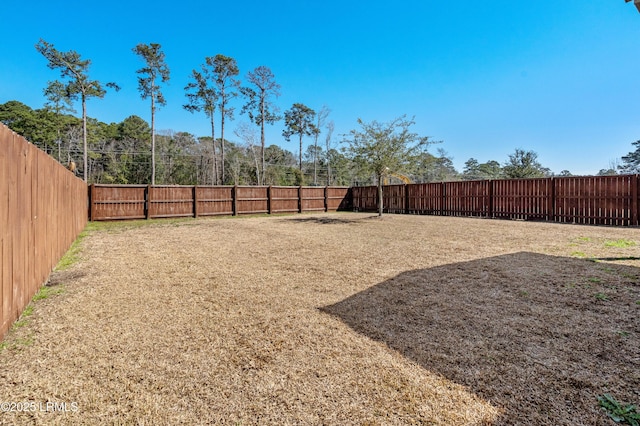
0 213 638 425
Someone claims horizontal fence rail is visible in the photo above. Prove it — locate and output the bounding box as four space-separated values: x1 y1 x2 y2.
89 184 352 221
1 124 87 341
353 175 640 226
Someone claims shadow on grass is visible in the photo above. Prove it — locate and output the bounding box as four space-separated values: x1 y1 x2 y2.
46 270 86 286
591 256 640 262
282 215 378 225
321 252 640 425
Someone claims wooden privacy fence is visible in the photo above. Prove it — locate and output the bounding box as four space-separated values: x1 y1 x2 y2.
89 184 352 221
1 124 87 341
352 175 640 226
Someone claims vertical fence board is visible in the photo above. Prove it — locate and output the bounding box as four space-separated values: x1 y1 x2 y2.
633 175 639 226
1 128 13 334
11 133 25 321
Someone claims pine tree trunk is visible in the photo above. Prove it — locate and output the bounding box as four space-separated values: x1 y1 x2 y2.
151 92 156 185
210 114 217 185
299 133 303 171
82 94 87 182
221 105 225 185
313 135 318 185
260 98 266 185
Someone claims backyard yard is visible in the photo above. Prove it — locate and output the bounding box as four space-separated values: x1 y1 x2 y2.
0 213 638 425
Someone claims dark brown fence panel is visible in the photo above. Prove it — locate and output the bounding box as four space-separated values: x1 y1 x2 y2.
383 184 406 214
236 186 269 214
352 186 378 212
148 186 194 219
90 185 146 221
492 178 550 221
1 124 87 341
327 187 351 211
554 175 636 226
196 186 233 216
301 187 326 212
407 183 443 214
635 175 640 226
271 186 299 213
444 181 490 217
352 176 639 226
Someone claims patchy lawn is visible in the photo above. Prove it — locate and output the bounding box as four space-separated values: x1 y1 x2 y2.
0 213 638 425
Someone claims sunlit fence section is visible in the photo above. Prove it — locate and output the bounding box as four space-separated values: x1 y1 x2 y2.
89 184 352 220
353 175 640 226
492 178 551 221
1 124 87 341
444 180 492 217
554 175 638 226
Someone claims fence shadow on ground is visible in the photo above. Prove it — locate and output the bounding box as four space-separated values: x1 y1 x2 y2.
321 252 640 425
281 215 380 225
592 256 640 262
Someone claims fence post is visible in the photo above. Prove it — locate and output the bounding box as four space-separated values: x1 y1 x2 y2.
267 185 272 215
89 184 95 221
145 185 151 219
324 186 328 212
232 185 238 216
193 186 198 218
351 187 357 212
487 180 493 218
440 182 446 216
632 174 639 226
355 187 359 212
298 186 303 213
404 184 409 214
549 177 556 223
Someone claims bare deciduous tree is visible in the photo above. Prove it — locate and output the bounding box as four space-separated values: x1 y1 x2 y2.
240 66 281 185
234 122 261 184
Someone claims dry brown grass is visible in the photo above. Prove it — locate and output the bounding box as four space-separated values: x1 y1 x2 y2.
0 213 638 425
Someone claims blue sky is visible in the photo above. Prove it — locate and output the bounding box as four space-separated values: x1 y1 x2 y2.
1 0 639 175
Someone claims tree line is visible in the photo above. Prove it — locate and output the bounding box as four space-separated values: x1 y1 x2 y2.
3 97 639 187
0 100 349 186
2 39 639 186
